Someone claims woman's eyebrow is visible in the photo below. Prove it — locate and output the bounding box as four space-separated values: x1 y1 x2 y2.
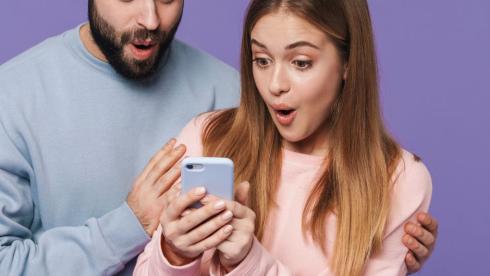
251 38 320 51
285 41 320 50
251 38 268 49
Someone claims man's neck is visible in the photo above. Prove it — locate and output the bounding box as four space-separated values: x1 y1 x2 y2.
79 23 108 62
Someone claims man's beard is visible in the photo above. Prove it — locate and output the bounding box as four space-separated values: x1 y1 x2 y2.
88 0 181 80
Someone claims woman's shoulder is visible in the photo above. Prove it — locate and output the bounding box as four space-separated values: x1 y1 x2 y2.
393 149 432 188
176 110 233 156
179 110 229 136
381 149 433 237
390 149 433 209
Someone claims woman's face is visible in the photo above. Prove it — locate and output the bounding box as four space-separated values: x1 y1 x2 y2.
251 10 346 154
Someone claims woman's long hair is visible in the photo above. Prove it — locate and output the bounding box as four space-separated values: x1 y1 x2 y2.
202 1 401 275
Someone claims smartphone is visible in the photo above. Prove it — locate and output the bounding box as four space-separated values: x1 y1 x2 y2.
181 157 234 206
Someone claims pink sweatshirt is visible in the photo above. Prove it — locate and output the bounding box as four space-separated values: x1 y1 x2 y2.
133 114 432 276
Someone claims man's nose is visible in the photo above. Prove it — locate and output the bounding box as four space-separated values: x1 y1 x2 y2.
136 0 160 31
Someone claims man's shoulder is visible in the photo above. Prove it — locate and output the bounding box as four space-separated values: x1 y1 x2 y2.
170 39 238 77
0 28 77 110
0 30 70 77
168 40 240 108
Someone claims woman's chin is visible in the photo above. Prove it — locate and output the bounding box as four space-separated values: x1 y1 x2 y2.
276 129 306 146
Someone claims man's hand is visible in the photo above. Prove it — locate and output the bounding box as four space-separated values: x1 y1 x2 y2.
127 139 186 236
403 212 439 274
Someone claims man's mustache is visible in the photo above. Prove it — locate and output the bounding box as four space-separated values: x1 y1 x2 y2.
120 28 166 45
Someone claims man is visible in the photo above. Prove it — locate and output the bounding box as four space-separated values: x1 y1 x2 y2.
0 0 437 275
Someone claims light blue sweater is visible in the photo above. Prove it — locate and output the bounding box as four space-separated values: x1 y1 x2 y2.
0 25 239 275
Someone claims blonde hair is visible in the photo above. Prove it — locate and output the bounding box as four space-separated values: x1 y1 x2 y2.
202 1 402 275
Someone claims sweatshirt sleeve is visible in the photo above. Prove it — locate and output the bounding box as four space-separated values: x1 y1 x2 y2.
0 118 150 275
132 225 202 276
208 237 292 276
364 152 433 276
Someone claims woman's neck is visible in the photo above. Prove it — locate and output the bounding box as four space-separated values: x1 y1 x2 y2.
282 127 330 156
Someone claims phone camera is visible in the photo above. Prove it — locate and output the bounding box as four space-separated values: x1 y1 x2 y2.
186 164 194 170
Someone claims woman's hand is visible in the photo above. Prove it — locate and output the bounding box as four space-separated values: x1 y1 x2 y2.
216 181 256 272
159 186 234 266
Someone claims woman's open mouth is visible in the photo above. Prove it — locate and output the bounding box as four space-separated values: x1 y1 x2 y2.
271 104 297 126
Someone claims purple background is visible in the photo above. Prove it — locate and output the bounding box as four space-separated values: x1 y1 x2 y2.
1 1 489 275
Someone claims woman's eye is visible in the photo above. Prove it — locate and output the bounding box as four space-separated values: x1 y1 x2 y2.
253 58 271 69
293 60 313 70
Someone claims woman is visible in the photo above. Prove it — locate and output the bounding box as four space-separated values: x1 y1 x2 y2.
134 0 432 275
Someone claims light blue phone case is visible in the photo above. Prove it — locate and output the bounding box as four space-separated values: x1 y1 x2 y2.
181 157 234 203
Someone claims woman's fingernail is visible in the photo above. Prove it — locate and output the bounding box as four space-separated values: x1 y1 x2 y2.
214 200 225 210
222 210 233 220
223 225 233 234
194 187 206 196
